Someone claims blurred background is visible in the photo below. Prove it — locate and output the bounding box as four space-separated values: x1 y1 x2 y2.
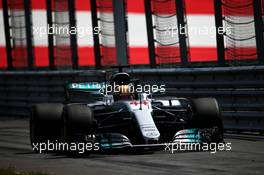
0 0 263 69
0 0 263 132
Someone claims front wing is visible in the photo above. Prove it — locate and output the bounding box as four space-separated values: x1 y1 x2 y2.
86 127 222 152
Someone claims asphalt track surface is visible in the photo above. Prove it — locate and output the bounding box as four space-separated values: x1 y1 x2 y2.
0 118 263 175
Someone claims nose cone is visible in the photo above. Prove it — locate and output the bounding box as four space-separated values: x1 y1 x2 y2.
133 110 160 142
140 125 160 140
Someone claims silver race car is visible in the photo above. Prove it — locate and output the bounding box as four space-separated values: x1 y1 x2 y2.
30 68 223 154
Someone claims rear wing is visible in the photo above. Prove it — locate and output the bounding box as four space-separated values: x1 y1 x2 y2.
65 82 105 102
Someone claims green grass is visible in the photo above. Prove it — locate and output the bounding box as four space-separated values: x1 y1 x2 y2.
0 167 49 175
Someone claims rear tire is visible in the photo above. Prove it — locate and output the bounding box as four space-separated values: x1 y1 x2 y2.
189 98 223 142
30 103 63 151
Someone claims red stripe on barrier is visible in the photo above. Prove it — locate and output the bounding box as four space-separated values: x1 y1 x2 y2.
127 0 145 14
225 47 257 60
34 46 49 67
185 0 215 15
27 0 216 14
78 47 95 66
0 47 7 68
5 0 255 15
33 46 95 67
189 47 217 62
0 46 258 68
31 0 46 10
129 47 149 64
129 47 218 64
75 0 91 11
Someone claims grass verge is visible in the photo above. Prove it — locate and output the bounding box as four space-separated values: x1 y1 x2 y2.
0 167 49 175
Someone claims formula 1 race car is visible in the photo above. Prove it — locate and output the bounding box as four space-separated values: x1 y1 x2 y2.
30 67 223 154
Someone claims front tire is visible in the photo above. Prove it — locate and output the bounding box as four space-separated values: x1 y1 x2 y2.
62 104 96 156
62 104 96 143
30 103 63 150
